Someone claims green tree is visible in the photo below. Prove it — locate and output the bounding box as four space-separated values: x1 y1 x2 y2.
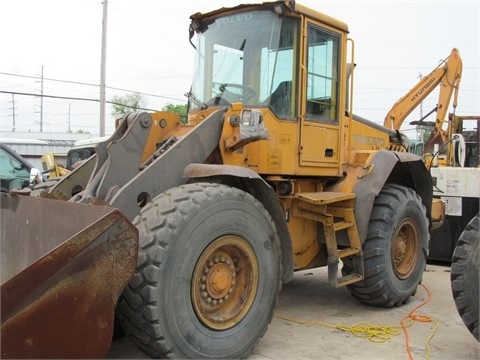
162 103 188 123
75 129 90 134
111 92 147 118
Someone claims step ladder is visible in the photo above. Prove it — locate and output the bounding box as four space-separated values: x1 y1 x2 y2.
293 191 364 287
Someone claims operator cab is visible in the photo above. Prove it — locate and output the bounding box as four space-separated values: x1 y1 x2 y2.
188 1 351 175
188 2 347 124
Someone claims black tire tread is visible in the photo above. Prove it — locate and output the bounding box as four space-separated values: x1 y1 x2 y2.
117 183 281 358
343 184 428 307
451 213 479 341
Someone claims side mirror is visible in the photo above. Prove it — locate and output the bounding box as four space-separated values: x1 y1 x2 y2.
30 167 42 186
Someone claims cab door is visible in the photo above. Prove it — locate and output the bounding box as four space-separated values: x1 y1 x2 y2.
299 22 342 171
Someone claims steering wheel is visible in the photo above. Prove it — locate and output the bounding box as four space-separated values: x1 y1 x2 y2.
219 83 256 102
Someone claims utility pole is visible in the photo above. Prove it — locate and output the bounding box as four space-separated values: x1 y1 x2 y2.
67 103 71 132
9 93 16 131
417 72 424 142
35 65 45 132
418 73 424 119
99 0 108 137
40 66 44 132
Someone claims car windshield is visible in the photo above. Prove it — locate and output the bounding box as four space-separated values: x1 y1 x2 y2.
189 9 297 118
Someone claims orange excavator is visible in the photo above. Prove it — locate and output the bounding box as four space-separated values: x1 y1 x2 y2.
383 48 462 147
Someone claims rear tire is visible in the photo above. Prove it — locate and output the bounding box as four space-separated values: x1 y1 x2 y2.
117 183 281 358
451 213 479 341
343 184 429 307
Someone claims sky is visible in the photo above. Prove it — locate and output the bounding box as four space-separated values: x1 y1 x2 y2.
1 0 479 137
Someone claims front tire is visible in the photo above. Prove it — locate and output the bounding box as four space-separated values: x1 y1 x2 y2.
451 213 479 341
343 184 429 307
117 183 281 358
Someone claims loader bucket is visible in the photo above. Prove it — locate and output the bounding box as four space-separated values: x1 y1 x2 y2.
0 192 138 359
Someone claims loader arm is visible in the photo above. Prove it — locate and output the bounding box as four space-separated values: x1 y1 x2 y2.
108 110 225 220
57 109 226 221
383 48 462 142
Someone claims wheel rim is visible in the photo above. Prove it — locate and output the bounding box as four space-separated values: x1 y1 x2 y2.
392 217 420 279
192 235 259 330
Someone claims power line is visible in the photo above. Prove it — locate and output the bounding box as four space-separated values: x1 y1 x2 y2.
0 71 186 102
0 72 97 88
0 90 161 112
106 85 184 102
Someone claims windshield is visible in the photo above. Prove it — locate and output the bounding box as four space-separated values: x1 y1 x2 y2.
189 9 297 118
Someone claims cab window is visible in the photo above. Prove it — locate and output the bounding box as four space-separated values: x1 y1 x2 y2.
305 25 340 124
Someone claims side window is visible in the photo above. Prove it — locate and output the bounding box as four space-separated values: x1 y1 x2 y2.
0 147 30 190
306 25 340 124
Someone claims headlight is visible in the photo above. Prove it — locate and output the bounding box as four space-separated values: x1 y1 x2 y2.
225 109 268 151
240 109 263 126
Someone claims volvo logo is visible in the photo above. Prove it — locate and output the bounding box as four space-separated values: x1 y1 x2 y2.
216 13 253 26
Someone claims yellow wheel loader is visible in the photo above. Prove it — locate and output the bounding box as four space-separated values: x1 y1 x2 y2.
1 1 450 358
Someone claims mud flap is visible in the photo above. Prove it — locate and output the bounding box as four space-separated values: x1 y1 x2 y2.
0 193 138 359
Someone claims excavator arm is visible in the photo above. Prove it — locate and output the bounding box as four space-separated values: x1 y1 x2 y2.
383 48 462 142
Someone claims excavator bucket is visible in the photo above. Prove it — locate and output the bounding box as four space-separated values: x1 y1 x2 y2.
0 192 138 359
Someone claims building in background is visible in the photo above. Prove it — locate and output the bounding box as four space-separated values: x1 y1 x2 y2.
0 131 100 169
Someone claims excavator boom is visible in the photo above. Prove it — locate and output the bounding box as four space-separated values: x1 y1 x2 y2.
383 48 462 141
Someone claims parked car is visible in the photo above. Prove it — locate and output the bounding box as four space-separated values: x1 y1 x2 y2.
0 143 41 191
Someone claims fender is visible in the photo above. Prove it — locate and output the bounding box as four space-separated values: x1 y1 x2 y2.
328 150 433 244
184 163 294 283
